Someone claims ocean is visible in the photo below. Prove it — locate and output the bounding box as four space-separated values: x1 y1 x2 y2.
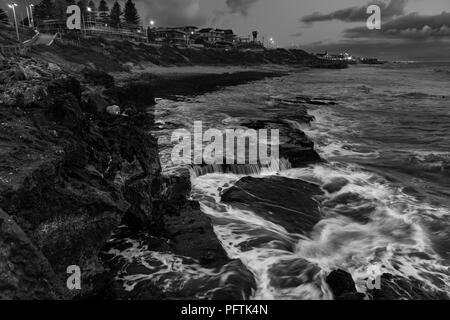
113 62 450 299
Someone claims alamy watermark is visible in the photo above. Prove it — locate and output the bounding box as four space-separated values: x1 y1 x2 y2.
66 4 382 32
66 265 81 290
357 275 382 290
171 121 279 166
367 5 382 30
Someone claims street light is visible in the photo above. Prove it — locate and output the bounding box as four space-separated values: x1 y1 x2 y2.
25 5 30 28
269 37 276 48
87 7 96 28
8 3 19 42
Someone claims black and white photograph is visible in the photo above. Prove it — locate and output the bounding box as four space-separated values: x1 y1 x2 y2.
0 0 449 309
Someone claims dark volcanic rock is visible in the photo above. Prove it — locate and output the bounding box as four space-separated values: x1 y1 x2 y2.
0 64 161 298
82 69 115 88
240 118 322 168
0 56 264 300
99 199 257 300
269 259 321 289
221 176 323 235
0 209 61 299
367 274 449 300
162 201 229 266
326 270 364 300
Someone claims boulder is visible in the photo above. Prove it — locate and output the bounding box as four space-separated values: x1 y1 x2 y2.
106 105 121 115
326 270 364 300
221 176 323 235
238 118 321 168
48 63 62 72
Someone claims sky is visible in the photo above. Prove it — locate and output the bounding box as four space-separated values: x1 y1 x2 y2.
1 0 449 60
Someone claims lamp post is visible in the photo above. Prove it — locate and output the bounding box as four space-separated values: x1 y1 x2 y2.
147 20 155 43
25 6 30 27
8 3 19 41
29 4 34 29
23 0 31 28
87 7 95 28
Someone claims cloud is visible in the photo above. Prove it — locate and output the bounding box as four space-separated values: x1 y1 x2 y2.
134 0 207 27
291 31 303 37
225 0 260 16
343 11 450 40
301 0 408 24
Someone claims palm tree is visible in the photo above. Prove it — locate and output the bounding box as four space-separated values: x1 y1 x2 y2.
98 0 109 19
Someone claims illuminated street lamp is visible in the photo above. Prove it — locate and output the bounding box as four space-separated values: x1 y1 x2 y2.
147 20 155 43
8 3 19 41
87 7 96 27
269 37 276 48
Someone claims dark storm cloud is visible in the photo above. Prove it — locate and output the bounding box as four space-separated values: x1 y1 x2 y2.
134 0 207 26
343 11 450 40
301 0 408 24
226 0 260 15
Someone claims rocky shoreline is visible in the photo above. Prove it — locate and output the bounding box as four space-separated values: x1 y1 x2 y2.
0 55 296 299
1 51 444 300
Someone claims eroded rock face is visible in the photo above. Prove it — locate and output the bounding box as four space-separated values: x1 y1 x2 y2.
0 58 161 298
1 57 256 300
98 200 257 300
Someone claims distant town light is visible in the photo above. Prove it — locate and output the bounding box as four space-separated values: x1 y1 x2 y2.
150 20 155 26
87 7 92 12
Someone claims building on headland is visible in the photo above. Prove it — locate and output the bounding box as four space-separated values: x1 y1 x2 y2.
314 51 357 64
149 27 188 45
313 51 386 65
37 13 266 50
358 57 385 64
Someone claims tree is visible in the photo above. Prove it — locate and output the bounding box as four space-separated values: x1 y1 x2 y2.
98 0 109 18
109 1 122 28
54 0 70 19
76 0 88 14
34 0 57 21
124 0 139 25
98 0 108 12
0 8 8 23
88 0 96 10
